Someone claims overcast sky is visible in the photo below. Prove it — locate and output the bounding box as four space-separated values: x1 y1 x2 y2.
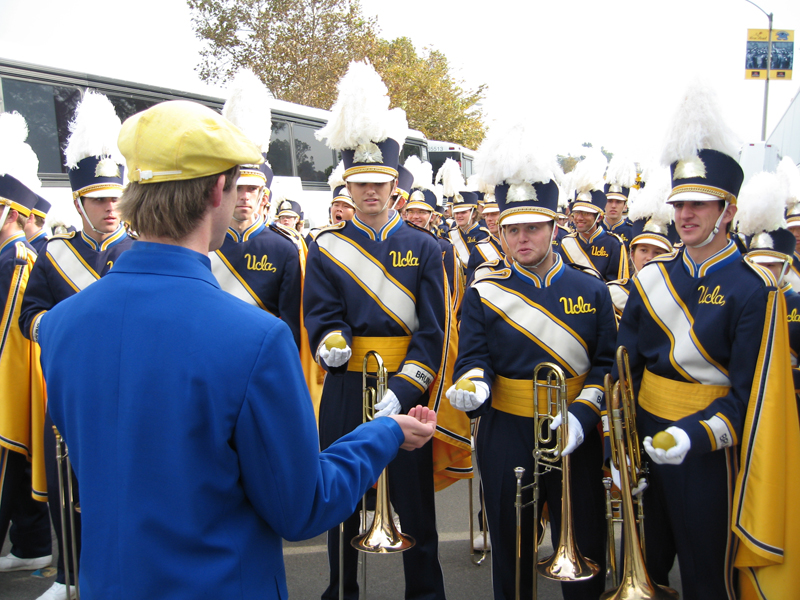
1 0 798 162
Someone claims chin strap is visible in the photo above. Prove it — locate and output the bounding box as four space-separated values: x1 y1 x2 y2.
687 202 729 249
76 197 106 235
778 260 790 287
0 205 10 230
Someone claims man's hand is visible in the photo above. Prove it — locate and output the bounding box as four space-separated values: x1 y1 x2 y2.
391 406 436 450
643 426 691 465
374 390 401 418
610 459 648 496
550 411 584 456
446 380 489 411
319 344 351 368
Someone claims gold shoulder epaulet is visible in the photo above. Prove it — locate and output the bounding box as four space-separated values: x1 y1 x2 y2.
649 250 679 265
743 255 778 287
312 221 347 238
48 231 76 240
472 261 512 284
405 221 436 238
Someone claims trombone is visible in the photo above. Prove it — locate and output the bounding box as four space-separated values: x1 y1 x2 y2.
514 363 599 600
468 417 488 565
339 350 415 600
601 347 677 600
53 426 81 600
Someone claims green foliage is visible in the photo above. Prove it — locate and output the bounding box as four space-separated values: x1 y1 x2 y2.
188 0 485 147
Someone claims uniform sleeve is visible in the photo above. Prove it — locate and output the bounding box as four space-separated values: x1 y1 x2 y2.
234 320 404 541
389 239 446 412
569 281 617 432
302 239 351 374
278 244 302 349
19 251 61 341
452 286 495 418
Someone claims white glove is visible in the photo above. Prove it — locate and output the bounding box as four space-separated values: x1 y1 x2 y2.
550 411 584 456
446 380 490 412
374 390 402 418
319 344 351 368
643 426 691 465
610 459 648 496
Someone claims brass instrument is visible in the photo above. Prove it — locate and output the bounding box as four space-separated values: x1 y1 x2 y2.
468 418 488 565
515 363 599 600
340 351 415 600
53 426 81 600
600 347 677 600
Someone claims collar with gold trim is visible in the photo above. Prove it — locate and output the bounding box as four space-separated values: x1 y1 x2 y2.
226 216 265 243
0 230 26 255
79 224 128 252
511 253 564 288
681 240 739 278
351 210 402 242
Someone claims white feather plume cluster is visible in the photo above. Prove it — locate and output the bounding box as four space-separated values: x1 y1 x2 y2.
467 172 494 195
660 79 740 166
735 171 786 236
328 161 346 190
627 166 673 226
571 148 607 194
64 91 124 169
404 155 434 190
777 157 800 206
315 61 408 150
222 69 272 154
436 159 464 197
605 155 638 189
0 111 41 192
474 119 561 187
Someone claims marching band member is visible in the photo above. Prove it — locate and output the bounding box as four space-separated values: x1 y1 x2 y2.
210 70 303 347
448 119 615 600
19 91 131 600
440 159 488 267
778 157 800 289
616 81 799 598
37 99 437 600
329 162 356 224
25 195 51 254
606 166 675 320
306 61 449 600
0 112 52 578
558 149 629 282
465 175 503 285
601 155 637 248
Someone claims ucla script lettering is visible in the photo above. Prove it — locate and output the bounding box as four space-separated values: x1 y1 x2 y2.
698 285 726 306
789 308 800 323
559 296 597 314
390 250 419 267
245 253 277 272
591 246 609 257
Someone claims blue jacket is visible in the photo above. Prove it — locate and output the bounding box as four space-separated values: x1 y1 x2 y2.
39 241 404 600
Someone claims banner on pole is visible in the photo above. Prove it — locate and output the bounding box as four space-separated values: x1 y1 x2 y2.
746 29 793 80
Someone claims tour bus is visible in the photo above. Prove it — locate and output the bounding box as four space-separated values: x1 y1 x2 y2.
428 140 476 181
0 58 429 228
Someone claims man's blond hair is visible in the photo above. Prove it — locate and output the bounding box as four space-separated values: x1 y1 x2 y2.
119 167 238 240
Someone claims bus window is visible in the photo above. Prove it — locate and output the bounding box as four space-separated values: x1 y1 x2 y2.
1 77 81 174
268 121 293 177
402 142 424 163
293 122 335 182
106 94 159 123
463 156 474 178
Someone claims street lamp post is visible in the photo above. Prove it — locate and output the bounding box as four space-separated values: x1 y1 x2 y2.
745 0 773 141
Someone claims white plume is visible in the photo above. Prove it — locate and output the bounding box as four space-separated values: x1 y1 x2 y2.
404 155 434 190
436 159 464 197
328 161 346 190
776 157 800 205
64 91 123 169
627 166 673 226
467 172 494 195
660 79 740 166
605 155 638 189
474 118 561 187
558 170 574 209
316 61 408 149
222 69 272 154
0 111 40 192
735 171 786 236
571 148 607 194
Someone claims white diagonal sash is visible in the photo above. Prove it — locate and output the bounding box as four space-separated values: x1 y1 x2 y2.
317 233 419 333
46 239 99 292
636 263 730 385
477 241 501 263
209 251 263 309
607 282 629 315
785 268 800 291
559 236 595 272
449 230 470 265
475 280 590 375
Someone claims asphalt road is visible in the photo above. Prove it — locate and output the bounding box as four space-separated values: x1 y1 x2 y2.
1 475 681 599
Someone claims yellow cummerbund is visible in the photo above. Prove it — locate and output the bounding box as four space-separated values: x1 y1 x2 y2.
347 336 412 373
638 369 730 421
492 373 588 418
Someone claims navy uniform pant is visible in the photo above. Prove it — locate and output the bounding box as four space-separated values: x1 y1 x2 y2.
44 409 81 585
320 371 446 600
0 448 51 559
476 408 606 600
639 410 737 600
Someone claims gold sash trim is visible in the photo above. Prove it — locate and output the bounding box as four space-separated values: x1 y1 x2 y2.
639 368 730 421
348 336 411 373
492 373 588 417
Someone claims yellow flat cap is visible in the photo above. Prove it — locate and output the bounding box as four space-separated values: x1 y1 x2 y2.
119 100 263 184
